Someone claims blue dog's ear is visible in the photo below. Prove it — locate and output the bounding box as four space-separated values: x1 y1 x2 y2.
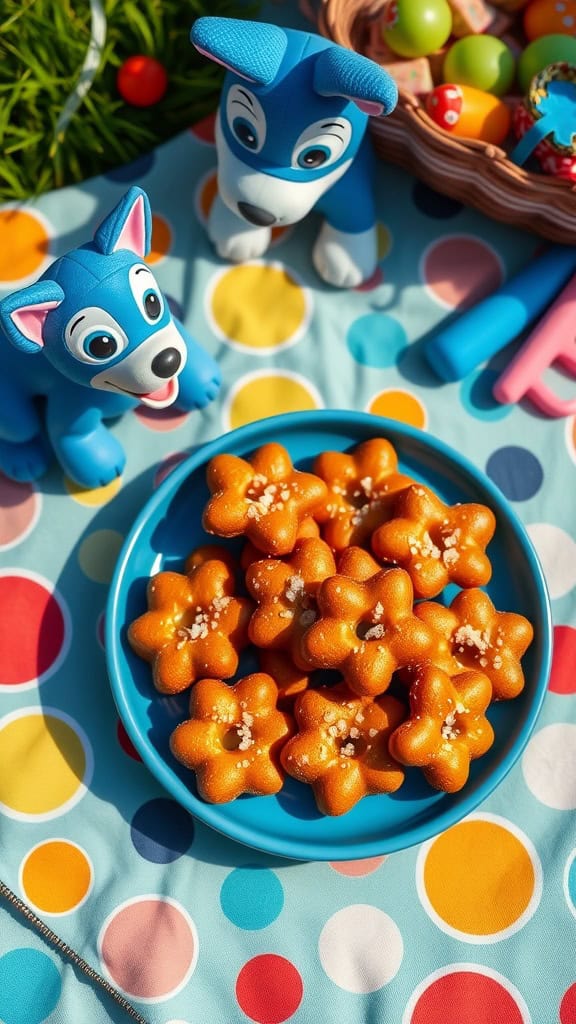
0 280 64 354
314 47 398 117
93 186 151 258
190 17 287 86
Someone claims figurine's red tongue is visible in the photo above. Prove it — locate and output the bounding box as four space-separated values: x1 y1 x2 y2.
139 377 179 409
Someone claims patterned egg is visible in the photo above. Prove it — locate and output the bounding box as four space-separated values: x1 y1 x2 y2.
425 83 512 144
524 0 576 42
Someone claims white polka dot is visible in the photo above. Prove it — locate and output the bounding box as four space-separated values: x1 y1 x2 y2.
318 904 403 993
525 523 576 599
522 723 576 809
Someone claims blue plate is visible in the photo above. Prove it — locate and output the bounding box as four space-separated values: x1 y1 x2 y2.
106 410 552 861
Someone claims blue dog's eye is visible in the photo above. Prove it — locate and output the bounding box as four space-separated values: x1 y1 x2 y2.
232 117 259 150
84 331 118 360
297 145 330 169
143 289 161 321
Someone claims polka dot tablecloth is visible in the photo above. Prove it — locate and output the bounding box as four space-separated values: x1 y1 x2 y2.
2 61 576 1024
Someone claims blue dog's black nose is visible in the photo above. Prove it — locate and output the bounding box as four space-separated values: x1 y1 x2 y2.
237 202 276 227
151 348 181 378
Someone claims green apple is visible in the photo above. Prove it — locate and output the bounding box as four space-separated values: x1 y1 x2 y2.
443 35 516 97
383 0 453 59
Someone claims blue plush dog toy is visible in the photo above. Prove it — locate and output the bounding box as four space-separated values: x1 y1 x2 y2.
190 17 398 288
0 187 221 489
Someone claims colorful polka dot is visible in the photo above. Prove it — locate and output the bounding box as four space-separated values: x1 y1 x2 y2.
355 265 384 292
377 222 392 259
347 313 407 367
0 208 51 285
565 414 576 464
403 964 530 1024
117 719 142 762
220 867 284 929
154 451 189 488
0 475 40 549
20 840 93 915
550 626 576 694
522 723 576 809
206 263 311 353
189 112 216 145
134 404 190 431
105 151 156 182
0 949 61 1024
236 955 303 1023
99 896 198 1002
485 446 543 501
65 474 122 506
525 523 576 599
421 236 503 310
417 815 541 942
0 708 92 820
146 213 172 266
330 856 385 876
564 849 576 920
224 370 322 431
130 798 195 863
77 529 124 584
195 170 218 224
459 369 513 421
318 904 403 992
0 570 69 688
367 389 427 429
413 181 463 219
560 982 576 1024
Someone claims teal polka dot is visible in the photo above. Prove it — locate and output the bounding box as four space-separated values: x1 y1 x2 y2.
567 853 576 914
0 949 61 1024
220 866 284 929
347 313 407 367
459 368 513 421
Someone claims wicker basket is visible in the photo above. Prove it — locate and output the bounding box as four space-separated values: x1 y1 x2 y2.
315 0 576 244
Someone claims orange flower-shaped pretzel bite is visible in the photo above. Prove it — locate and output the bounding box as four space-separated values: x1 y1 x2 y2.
128 557 253 695
246 537 337 670
240 515 320 572
371 483 496 599
313 438 413 551
415 588 534 701
280 684 406 815
389 664 494 793
300 567 436 697
258 649 311 706
170 674 294 803
202 442 328 556
337 545 383 582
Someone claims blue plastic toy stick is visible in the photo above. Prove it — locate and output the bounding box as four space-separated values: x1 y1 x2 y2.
424 244 576 382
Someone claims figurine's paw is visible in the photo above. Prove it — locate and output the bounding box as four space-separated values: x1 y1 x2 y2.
313 223 378 289
57 430 126 490
213 230 271 263
0 438 50 482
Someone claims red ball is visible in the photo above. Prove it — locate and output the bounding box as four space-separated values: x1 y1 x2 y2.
117 55 168 107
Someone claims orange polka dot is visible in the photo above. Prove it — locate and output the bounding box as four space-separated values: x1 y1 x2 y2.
0 209 50 283
368 389 427 429
198 173 218 222
21 840 92 914
146 214 172 265
420 817 540 939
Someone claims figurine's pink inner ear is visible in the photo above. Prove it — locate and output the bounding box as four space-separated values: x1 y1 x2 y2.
113 193 147 257
10 300 60 348
353 99 384 116
193 45 258 81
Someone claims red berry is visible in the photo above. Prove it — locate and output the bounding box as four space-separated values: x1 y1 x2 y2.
117 55 168 108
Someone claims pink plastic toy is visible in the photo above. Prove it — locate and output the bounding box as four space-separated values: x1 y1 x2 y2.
493 272 576 417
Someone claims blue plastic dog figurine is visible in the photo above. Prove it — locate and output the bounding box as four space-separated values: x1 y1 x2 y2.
0 187 221 489
190 17 398 288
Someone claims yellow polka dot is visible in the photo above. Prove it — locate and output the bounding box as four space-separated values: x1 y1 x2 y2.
209 264 309 351
65 475 122 506
377 223 392 260
0 209 50 284
226 371 321 430
21 840 92 914
0 711 88 817
368 389 427 429
78 529 124 583
146 214 172 265
420 817 539 938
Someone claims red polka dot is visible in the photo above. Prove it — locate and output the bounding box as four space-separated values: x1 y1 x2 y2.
423 237 503 311
560 982 576 1023
355 267 384 292
0 474 39 547
0 573 67 686
190 113 216 144
549 626 576 694
117 720 142 762
330 856 385 876
236 955 303 1024
409 970 526 1024
154 452 188 488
